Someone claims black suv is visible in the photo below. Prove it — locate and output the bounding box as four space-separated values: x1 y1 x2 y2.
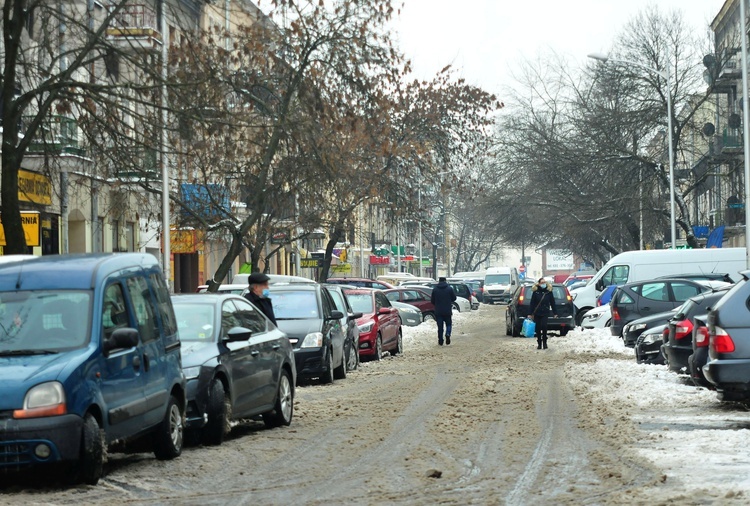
505 283 575 337
610 279 716 337
662 288 731 374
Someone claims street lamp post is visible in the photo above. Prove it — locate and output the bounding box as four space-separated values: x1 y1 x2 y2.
588 52 677 250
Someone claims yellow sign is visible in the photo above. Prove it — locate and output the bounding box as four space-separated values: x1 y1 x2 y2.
331 264 352 274
0 212 41 247
170 229 197 254
301 258 322 268
18 169 52 205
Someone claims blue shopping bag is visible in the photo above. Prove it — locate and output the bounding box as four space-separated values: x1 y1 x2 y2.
522 318 536 338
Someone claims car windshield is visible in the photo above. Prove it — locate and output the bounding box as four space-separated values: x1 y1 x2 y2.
345 293 374 313
173 303 216 342
272 291 320 319
486 274 510 284
0 290 91 354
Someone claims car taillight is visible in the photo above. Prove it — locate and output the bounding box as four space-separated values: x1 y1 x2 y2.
710 326 735 353
695 326 709 347
662 327 669 339
565 288 572 302
518 294 524 302
612 307 620 321
674 319 693 340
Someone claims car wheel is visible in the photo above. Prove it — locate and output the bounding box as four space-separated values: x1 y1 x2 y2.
392 330 403 355
320 348 335 384
153 395 184 460
202 379 230 446
375 334 383 361
423 312 435 322
263 368 294 428
346 337 359 371
74 413 104 485
334 346 347 380
512 318 521 337
559 328 568 337
605 318 612 327
452 302 460 312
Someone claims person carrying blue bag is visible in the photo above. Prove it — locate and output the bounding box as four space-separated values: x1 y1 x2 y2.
529 278 558 350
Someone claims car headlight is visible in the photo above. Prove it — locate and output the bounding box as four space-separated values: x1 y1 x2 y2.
631 323 647 331
301 332 324 348
14 382 66 419
586 312 602 321
404 307 420 314
358 322 375 333
183 366 202 380
642 333 660 345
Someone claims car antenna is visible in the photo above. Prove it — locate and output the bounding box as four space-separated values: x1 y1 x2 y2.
15 260 25 290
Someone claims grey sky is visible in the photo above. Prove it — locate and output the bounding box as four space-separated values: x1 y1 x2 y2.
394 0 728 94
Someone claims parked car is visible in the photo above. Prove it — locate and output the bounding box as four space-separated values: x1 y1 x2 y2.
597 284 620 306
703 272 750 401
0 253 186 484
196 283 248 294
470 294 480 310
662 288 731 374
688 315 712 388
622 309 678 348
391 300 422 326
505 283 575 337
383 288 435 321
460 279 485 303
269 284 347 384
172 294 295 445
656 273 734 283
580 304 611 329
406 285 471 313
483 267 520 304
232 273 316 286
344 288 402 361
610 279 722 337
563 273 594 287
326 277 394 290
415 280 474 302
323 284 363 373
634 324 669 365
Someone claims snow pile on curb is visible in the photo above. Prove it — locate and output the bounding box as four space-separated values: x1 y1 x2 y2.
555 327 632 357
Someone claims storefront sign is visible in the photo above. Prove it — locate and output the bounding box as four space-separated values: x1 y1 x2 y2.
271 231 288 244
331 264 352 274
301 258 322 268
18 169 52 205
171 229 197 254
0 211 41 247
369 255 390 265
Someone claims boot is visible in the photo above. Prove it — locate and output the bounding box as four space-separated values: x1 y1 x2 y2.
536 339 542 350
542 338 548 350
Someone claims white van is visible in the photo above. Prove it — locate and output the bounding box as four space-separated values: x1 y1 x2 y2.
570 248 747 324
483 266 519 304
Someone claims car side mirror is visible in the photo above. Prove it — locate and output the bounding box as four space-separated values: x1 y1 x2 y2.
103 327 139 357
595 279 604 291
350 312 363 320
378 307 392 315
224 326 252 342
328 310 344 320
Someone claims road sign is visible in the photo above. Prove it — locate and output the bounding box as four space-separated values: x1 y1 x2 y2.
519 264 526 273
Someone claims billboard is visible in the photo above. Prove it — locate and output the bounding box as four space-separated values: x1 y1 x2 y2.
546 250 574 271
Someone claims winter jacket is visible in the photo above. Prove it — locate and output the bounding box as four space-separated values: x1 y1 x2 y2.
529 282 557 317
245 290 277 326
430 281 457 316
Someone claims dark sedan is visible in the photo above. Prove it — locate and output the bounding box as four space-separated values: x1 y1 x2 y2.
172 294 296 445
634 324 668 365
688 315 712 388
704 271 750 401
622 309 677 348
505 283 575 337
324 284 363 373
662 288 730 374
270 284 347 385
610 279 718 337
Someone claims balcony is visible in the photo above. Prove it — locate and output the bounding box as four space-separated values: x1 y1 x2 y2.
115 146 160 181
21 115 85 156
721 127 742 155
105 4 162 52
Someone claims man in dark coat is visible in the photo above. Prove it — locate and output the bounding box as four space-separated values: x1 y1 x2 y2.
430 277 457 346
244 272 277 326
529 278 557 350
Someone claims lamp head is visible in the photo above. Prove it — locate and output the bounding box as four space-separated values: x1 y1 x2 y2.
587 52 609 63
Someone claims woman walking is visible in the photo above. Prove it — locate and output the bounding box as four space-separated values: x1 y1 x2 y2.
529 278 557 350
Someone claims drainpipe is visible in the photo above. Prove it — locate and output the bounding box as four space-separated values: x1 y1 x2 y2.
92 180 100 252
160 0 171 288
59 3 69 254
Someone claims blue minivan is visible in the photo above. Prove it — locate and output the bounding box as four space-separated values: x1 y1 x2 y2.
0 254 186 484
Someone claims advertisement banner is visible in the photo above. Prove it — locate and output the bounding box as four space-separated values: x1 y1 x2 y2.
331 264 352 274
0 211 41 247
546 250 574 270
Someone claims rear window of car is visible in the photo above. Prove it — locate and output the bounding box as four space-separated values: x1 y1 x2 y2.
552 286 567 301
173 303 215 341
271 291 320 319
615 289 635 304
671 282 703 302
345 293 374 313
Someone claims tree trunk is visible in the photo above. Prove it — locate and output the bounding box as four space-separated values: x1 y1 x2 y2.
320 222 345 282
206 230 245 292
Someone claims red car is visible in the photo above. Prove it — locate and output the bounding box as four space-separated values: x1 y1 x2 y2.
327 277 395 290
383 288 435 322
343 288 402 360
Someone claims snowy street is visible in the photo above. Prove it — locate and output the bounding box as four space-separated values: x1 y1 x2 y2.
6 304 750 505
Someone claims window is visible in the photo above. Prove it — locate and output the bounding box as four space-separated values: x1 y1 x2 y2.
321 289 336 319
403 290 420 302
376 293 390 309
233 299 267 334
125 222 135 252
126 276 159 342
328 290 349 314
600 265 629 287
615 289 635 304
345 293 374 314
221 301 241 338
150 273 177 336
272 291 320 319
103 283 129 341
671 282 703 302
112 219 120 252
385 292 399 302
638 282 669 302
173 303 214 341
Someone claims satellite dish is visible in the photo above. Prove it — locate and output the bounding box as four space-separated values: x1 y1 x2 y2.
729 113 742 129
703 54 717 69
703 122 716 136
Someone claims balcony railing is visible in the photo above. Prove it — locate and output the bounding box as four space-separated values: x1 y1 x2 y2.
105 4 162 51
21 115 84 156
115 146 160 181
722 128 742 153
